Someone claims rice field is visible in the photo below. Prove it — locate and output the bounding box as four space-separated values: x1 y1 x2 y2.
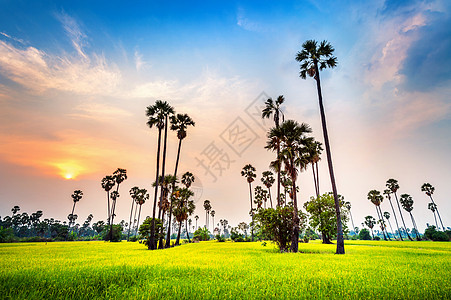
0 240 450 299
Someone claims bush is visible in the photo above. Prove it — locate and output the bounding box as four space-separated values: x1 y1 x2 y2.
424 226 449 241
359 228 371 240
0 227 16 243
139 218 164 247
193 227 210 241
102 224 123 242
215 234 226 242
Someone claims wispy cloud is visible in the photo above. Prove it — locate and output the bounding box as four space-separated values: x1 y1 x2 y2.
0 31 26 45
56 11 88 59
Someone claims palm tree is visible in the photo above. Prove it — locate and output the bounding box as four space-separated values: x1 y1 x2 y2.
261 171 275 208
11 205 20 216
135 188 149 237
386 179 413 241
241 164 256 241
428 203 439 229
146 100 174 250
383 189 402 240
69 190 83 228
399 194 421 240
109 191 120 241
262 95 285 207
194 215 199 230
383 211 395 239
254 186 264 210
305 140 323 198
421 183 445 231
170 113 195 179
266 120 311 252
111 168 127 231
174 187 195 245
203 200 212 230
128 186 139 241
344 201 356 235
210 210 216 231
296 39 344 254
101 175 115 239
367 190 388 241
364 216 376 239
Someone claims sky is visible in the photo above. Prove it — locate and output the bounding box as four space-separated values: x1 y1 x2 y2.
0 0 450 232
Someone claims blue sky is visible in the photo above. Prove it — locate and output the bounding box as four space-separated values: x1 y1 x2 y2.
0 0 450 232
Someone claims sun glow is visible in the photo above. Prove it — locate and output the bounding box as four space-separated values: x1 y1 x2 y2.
64 173 73 180
53 161 85 180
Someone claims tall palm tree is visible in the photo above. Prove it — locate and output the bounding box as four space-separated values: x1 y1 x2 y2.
203 199 212 230
156 174 176 249
101 175 115 239
428 203 439 229
146 100 174 250
305 140 323 198
69 190 83 228
262 95 285 207
367 190 388 241
386 179 413 241
170 113 195 179
241 164 256 241
344 201 356 235
296 40 344 254
254 186 264 210
109 191 120 241
400 194 421 240
421 183 445 231
128 186 139 241
383 211 395 239
173 187 195 245
383 189 402 240
261 171 275 208
364 216 376 239
210 210 216 232
266 120 311 252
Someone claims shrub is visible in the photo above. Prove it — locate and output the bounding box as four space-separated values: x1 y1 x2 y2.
425 226 449 241
359 228 371 240
139 218 164 247
215 234 226 242
193 227 210 241
0 227 16 243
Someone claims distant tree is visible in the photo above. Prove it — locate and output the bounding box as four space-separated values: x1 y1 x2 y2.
101 175 115 237
69 190 83 229
421 183 445 231
359 228 371 240
203 199 212 231
173 187 195 245
194 215 199 230
110 168 127 239
241 164 256 241
135 188 149 240
364 216 376 239
343 201 356 235
261 171 275 208
428 203 439 229
399 194 421 240
128 186 139 241
383 212 396 240
383 189 402 240
386 179 412 241
193 227 210 241
367 190 389 240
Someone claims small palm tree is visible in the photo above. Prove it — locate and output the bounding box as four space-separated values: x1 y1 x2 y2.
386 179 413 241
399 194 421 240
128 186 139 241
428 203 439 229
111 168 127 229
367 190 388 240
135 188 149 238
383 189 402 240
383 211 395 240
364 216 376 239
241 164 256 241
262 95 285 207
101 175 116 236
296 39 344 254
174 187 195 245
210 210 216 232
343 201 356 235
203 199 212 230
261 171 275 208
69 190 83 228
194 215 199 230
421 183 445 231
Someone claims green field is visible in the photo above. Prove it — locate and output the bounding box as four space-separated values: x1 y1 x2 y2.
1 240 450 299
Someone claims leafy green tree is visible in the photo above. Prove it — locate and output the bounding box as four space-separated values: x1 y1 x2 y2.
193 227 210 241
358 228 371 240
296 39 344 254
421 183 445 231
383 189 402 240
304 193 348 244
261 171 275 208
146 100 174 250
424 226 449 241
262 95 285 207
139 217 164 247
399 194 421 240
386 179 413 241
364 216 376 239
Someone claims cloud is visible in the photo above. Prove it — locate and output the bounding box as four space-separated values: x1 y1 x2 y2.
236 7 263 32
56 11 88 59
68 103 133 121
134 49 148 71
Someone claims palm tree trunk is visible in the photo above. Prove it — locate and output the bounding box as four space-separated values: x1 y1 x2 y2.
375 206 387 241
370 228 374 239
165 200 175 248
277 144 281 207
249 182 254 241
136 204 142 238
186 218 191 243
175 221 182 245
312 163 319 198
290 162 299 253
315 162 320 197
377 206 390 240
314 61 344 254
127 199 135 241
386 217 395 240
106 191 111 241
410 213 420 240
387 197 402 240
158 118 169 221
393 192 413 241
150 127 163 250
132 203 138 236
70 202 76 228
349 209 356 235
110 183 120 241
429 195 445 231
158 210 166 249
433 211 439 229
268 187 273 208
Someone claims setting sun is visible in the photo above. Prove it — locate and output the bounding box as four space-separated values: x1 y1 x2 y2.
64 174 73 180
52 161 85 180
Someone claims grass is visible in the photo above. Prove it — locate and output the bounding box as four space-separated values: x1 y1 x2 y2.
0 240 450 299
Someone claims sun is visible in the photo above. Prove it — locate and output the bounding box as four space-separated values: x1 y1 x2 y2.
64 173 73 180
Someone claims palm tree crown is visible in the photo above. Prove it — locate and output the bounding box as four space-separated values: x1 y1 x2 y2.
241 164 256 183
146 100 175 129
262 95 285 127
295 40 337 79
170 113 195 140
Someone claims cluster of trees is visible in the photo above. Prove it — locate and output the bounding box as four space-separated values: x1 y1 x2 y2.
239 40 348 253
361 180 448 241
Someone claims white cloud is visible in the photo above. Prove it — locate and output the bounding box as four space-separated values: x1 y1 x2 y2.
56 11 88 59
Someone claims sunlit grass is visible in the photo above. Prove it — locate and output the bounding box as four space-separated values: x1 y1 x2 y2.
0 240 450 299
